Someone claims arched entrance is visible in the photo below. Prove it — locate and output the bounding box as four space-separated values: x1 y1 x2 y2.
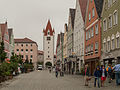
45 62 52 68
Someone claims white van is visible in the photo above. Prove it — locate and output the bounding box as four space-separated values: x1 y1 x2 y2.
37 65 43 70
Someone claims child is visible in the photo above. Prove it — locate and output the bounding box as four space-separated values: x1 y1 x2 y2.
101 66 107 87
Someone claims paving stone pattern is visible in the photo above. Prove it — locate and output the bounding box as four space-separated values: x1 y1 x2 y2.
0 70 120 90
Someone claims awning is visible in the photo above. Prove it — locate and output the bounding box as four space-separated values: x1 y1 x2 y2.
103 57 115 61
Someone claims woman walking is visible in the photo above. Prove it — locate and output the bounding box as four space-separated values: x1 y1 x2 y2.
101 66 107 87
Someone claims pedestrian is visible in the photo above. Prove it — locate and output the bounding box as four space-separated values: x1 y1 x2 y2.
94 67 101 88
113 64 120 86
84 64 90 86
106 64 113 83
55 66 58 78
101 65 107 87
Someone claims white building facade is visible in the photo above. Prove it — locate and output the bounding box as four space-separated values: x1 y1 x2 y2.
74 0 88 71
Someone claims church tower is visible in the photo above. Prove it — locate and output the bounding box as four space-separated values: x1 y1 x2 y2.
43 20 55 67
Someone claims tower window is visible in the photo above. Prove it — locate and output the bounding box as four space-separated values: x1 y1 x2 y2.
47 37 51 40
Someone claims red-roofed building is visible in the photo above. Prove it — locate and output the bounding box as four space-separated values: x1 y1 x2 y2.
84 0 104 75
43 20 55 67
14 37 38 69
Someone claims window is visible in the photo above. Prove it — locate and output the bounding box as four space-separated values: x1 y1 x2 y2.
88 30 91 39
109 15 112 28
112 39 115 49
108 0 112 7
91 27 94 37
95 24 98 34
95 42 98 53
103 19 107 31
116 37 119 48
113 11 118 25
92 8 95 17
91 44 93 55
86 32 88 40
48 47 49 49
48 51 49 53
21 49 23 51
26 44 28 46
47 37 51 40
48 42 50 44
30 49 33 52
91 44 93 51
26 49 28 52
31 55 33 58
48 55 50 58
17 49 19 52
21 44 23 47
89 12 91 21
31 44 32 46
113 0 116 3
108 41 111 52
103 42 106 52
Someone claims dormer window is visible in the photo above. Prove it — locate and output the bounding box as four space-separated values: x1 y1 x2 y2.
48 30 50 35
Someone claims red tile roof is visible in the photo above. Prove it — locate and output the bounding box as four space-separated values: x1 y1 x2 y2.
14 37 37 44
79 0 88 22
43 20 55 36
38 50 44 55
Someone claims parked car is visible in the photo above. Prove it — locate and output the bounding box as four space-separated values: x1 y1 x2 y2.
37 65 43 70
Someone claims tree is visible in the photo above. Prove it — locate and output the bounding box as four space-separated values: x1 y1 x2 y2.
0 41 7 63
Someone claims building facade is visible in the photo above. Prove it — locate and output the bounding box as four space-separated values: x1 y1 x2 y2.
43 20 55 67
63 24 68 72
84 0 103 75
74 0 88 72
101 0 120 66
14 38 38 69
67 8 76 74
8 28 15 57
0 22 10 58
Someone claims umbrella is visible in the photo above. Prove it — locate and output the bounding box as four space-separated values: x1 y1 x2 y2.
113 64 120 72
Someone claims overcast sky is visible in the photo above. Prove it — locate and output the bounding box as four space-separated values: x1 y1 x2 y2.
0 0 75 50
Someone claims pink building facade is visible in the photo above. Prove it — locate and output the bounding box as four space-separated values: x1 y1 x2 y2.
14 38 38 69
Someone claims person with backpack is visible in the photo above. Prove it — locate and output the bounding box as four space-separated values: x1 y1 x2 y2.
101 65 107 87
94 67 101 88
106 64 113 83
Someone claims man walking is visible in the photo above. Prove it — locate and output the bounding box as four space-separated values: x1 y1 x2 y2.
106 64 113 83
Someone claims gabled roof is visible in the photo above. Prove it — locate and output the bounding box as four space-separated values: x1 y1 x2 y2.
8 28 13 41
43 20 55 36
69 8 76 29
14 37 37 44
94 0 104 18
79 0 88 22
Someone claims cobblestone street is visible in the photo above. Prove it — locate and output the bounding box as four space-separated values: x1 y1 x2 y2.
0 70 120 90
